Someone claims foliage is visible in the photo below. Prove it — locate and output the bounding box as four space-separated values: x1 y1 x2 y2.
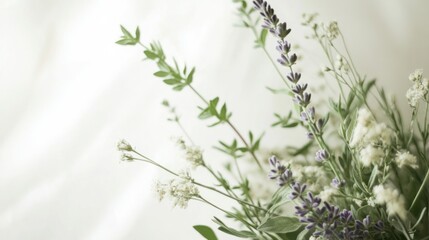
116 1 429 239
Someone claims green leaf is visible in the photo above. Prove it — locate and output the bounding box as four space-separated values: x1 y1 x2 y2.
296 229 312 240
120 25 133 39
258 216 302 233
213 217 256 238
260 29 268 46
144 50 157 59
173 83 186 91
115 38 136 45
163 79 178 85
220 104 227 119
186 67 195 84
154 71 170 77
218 227 254 238
368 166 379 188
198 107 213 119
193 225 218 240
135 27 140 42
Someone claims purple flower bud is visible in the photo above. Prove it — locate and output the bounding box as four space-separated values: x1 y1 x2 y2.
315 149 329 162
331 178 345 188
306 132 314 139
307 106 315 120
300 111 308 121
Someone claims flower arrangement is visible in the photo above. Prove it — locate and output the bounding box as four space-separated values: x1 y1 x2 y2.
116 1 429 239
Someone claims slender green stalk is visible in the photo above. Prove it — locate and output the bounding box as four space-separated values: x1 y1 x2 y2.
409 167 429 210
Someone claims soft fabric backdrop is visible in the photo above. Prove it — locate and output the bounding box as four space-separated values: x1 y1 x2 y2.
1 0 428 239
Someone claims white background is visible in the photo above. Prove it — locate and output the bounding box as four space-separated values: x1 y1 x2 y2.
1 0 429 239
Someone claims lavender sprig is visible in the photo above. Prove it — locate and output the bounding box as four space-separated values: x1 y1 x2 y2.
291 183 386 239
253 0 344 180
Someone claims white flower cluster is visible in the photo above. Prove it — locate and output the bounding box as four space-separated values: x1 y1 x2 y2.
406 69 428 107
395 151 418 169
318 186 338 202
350 108 395 167
155 176 199 209
335 55 349 72
293 165 330 193
373 184 407 220
176 138 204 168
324 21 339 40
117 139 133 151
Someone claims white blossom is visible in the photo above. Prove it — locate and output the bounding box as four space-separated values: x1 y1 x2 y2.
350 108 395 148
117 139 133 151
155 177 199 209
350 108 375 147
324 21 339 40
359 145 385 167
335 55 349 72
406 69 428 107
373 185 407 220
176 138 204 168
395 151 418 169
294 166 329 192
319 186 338 202
409 69 424 82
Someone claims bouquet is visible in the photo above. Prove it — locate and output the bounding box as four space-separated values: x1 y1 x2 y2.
116 0 429 239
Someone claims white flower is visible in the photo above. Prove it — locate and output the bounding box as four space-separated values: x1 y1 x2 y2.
365 123 395 146
395 151 418 169
294 166 329 192
117 139 133 151
185 146 204 168
324 21 339 40
319 187 337 202
350 108 375 147
335 55 349 72
176 138 204 168
406 81 428 107
121 153 134 161
350 108 395 148
155 177 199 209
409 69 424 82
155 181 167 201
359 145 384 167
406 69 428 107
373 185 407 220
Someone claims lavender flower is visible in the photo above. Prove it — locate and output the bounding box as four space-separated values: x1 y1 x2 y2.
315 149 329 162
268 156 292 186
289 182 307 200
331 177 345 188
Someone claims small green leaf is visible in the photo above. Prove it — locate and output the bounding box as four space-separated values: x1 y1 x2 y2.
198 107 213 119
135 27 140 42
296 229 312 240
193 225 218 240
173 83 186 91
115 38 136 45
186 67 195 84
163 79 178 85
144 50 157 59
260 29 268 46
154 71 170 77
258 216 302 233
218 227 255 238
120 25 133 39
220 104 227 119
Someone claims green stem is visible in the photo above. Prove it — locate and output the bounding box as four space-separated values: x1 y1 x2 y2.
198 196 258 229
187 84 263 170
409 167 429 210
